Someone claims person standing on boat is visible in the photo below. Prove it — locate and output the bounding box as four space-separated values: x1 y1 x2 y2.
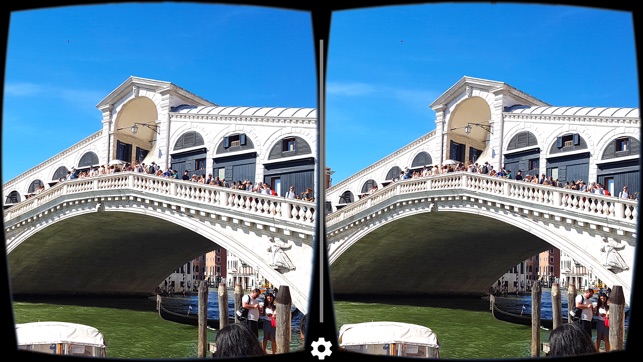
261 292 277 354
595 292 610 352
242 288 263 338
575 288 595 339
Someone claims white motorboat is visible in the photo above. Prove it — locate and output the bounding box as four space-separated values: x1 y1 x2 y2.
338 321 440 358
16 321 107 357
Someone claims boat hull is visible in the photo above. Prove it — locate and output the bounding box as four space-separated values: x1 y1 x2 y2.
490 303 599 329
159 303 234 329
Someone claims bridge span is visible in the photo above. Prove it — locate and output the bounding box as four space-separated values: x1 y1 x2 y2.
326 172 637 304
5 173 316 314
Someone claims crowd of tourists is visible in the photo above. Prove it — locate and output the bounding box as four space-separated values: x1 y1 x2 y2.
380 160 637 200
52 161 315 201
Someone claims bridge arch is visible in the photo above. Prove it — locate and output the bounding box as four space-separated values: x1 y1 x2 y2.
330 205 630 300
5 173 316 313
8 209 313 312
327 174 635 303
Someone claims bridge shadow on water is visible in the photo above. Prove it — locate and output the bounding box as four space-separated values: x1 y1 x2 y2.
334 294 491 312
12 294 156 312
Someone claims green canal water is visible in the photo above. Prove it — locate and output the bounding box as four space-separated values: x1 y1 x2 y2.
11 295 555 359
12 296 304 358
334 296 548 359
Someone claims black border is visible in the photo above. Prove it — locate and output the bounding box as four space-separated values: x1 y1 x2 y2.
2 1 641 361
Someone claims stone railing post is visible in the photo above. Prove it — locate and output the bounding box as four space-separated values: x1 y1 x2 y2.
281 200 292 221
170 180 177 197
615 200 625 219
461 174 468 189
128 174 135 189
219 190 228 207
553 189 562 207
503 179 510 196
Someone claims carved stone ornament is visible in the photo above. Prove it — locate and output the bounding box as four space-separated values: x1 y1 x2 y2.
267 237 296 272
600 237 628 271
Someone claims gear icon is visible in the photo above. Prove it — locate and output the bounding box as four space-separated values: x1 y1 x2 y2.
311 337 333 360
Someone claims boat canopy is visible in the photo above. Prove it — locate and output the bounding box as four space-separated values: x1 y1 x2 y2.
339 321 440 347
16 321 107 348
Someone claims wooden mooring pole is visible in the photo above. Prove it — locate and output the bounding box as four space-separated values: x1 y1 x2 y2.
567 283 576 324
218 283 229 330
609 285 626 351
551 283 562 330
197 282 208 358
275 285 292 354
530 282 541 357
234 284 243 323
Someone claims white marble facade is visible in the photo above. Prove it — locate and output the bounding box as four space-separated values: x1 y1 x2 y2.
326 76 639 211
3 76 318 204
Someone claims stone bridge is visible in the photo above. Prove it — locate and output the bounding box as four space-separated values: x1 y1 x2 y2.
5 173 316 314
326 172 637 304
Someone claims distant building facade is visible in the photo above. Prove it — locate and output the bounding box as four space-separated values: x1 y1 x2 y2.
204 248 227 287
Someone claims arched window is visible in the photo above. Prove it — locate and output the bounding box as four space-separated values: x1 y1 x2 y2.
268 136 312 159
5 190 20 204
173 131 205 151
361 179 377 193
28 180 44 193
52 166 69 181
411 152 432 168
550 133 587 154
78 151 99 168
386 166 402 181
601 136 640 159
338 190 354 204
507 131 538 150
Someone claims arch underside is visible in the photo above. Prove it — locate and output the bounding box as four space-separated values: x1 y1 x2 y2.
330 212 551 297
8 212 221 296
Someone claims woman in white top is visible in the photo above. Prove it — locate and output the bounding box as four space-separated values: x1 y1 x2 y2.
595 292 610 352
261 293 277 354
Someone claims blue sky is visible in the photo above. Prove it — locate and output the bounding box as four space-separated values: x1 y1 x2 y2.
326 3 639 184
2 3 639 186
2 3 316 183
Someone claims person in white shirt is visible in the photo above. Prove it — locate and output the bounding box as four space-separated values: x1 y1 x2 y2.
619 186 630 199
242 288 263 337
285 186 297 199
575 288 595 339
